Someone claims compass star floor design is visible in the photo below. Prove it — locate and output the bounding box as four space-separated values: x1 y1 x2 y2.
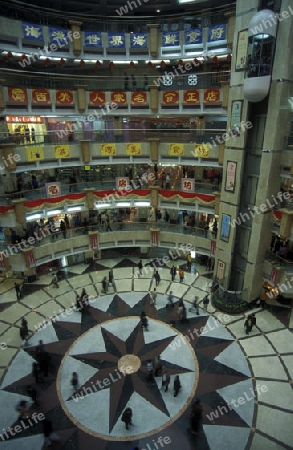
0 258 292 450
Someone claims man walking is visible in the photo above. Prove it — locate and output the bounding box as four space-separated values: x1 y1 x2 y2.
179 268 184 283
203 294 209 312
121 407 133 430
138 259 143 276
170 265 176 281
15 282 21 300
150 288 157 305
154 270 160 286
167 291 174 307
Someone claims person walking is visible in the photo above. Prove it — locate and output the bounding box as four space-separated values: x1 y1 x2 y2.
71 372 78 391
32 362 40 383
140 311 148 331
167 291 174 307
15 282 21 300
173 375 181 397
138 259 143 276
154 270 160 286
20 317 29 346
179 268 184 283
250 313 256 330
190 399 203 435
186 253 192 271
60 220 67 238
193 296 200 315
150 288 157 305
105 214 112 232
121 407 133 430
162 370 170 392
52 274 59 288
165 173 171 189
102 276 108 294
170 265 176 281
146 359 154 382
109 269 116 291
244 315 253 335
203 294 209 312
43 419 61 447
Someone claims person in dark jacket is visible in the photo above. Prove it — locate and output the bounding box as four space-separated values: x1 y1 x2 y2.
121 407 133 430
190 399 203 434
173 375 181 397
154 270 160 286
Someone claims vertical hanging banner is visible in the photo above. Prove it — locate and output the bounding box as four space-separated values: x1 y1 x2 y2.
22 22 44 41
84 32 102 47
116 177 129 190
225 161 237 192
56 90 74 105
32 89 51 105
45 182 61 197
130 34 147 48
208 24 227 42
162 32 180 46
108 33 125 48
89 91 106 106
150 228 159 247
24 249 36 268
89 232 98 250
185 29 202 45
211 240 216 256
8 87 28 103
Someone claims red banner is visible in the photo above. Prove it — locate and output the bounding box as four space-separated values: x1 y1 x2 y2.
131 91 147 105
269 268 277 286
111 91 127 105
8 87 28 103
183 90 200 104
162 90 179 105
32 89 51 104
26 250 35 268
89 91 106 106
151 229 159 247
90 233 98 250
211 240 216 256
56 90 74 105
204 88 220 103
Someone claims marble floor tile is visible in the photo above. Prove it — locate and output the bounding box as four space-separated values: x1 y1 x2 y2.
0 347 18 366
250 432 288 450
227 319 261 340
256 379 293 409
0 321 10 336
249 355 289 380
67 274 92 289
266 329 293 354
281 355 293 380
239 335 275 357
20 290 51 309
255 404 293 447
255 310 285 333
0 303 30 324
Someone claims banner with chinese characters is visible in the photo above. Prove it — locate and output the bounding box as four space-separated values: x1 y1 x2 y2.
220 214 231 243
204 88 220 103
162 91 179 105
89 232 98 250
126 143 141 155
216 260 225 282
101 143 116 156
8 87 28 103
181 178 195 192
56 90 74 105
211 240 216 256
130 33 147 48
108 33 125 48
235 29 248 70
32 89 51 105
194 144 210 158
116 177 129 190
150 229 159 247
131 91 147 106
184 29 202 45
49 27 69 44
45 182 61 198
22 22 43 41
162 32 180 46
84 32 102 47
26 146 44 162
169 143 184 156
24 249 35 269
111 91 127 106
225 161 237 192
89 91 106 106
208 24 226 42
54 145 71 158
183 90 200 104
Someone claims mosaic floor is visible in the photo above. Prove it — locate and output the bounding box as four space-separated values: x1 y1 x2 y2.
0 256 292 450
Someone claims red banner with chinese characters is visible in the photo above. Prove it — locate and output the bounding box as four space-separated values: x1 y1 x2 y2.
162 90 179 105
211 240 216 256
8 87 28 103
181 178 195 192
150 229 159 247
269 268 278 286
56 90 74 105
25 249 35 268
45 182 61 198
131 91 147 106
116 177 129 190
204 88 220 103
89 91 106 106
111 91 127 106
32 89 51 105
183 90 200 104
6 116 44 123
89 232 98 250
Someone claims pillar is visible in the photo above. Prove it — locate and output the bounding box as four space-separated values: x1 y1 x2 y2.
12 198 26 224
0 143 17 171
84 188 95 210
80 139 91 163
148 138 160 162
147 24 160 57
218 142 225 165
0 79 6 110
150 186 160 208
148 85 159 112
214 192 220 215
220 81 230 109
75 85 87 113
225 11 236 49
68 20 83 56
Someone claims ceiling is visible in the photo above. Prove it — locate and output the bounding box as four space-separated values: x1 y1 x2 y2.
2 0 235 19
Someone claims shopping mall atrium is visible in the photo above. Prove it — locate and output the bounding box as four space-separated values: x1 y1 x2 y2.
0 0 292 449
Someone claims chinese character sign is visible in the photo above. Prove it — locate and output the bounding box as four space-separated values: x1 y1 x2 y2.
194 144 210 158
162 32 180 46
126 143 141 155
130 33 147 48
84 32 102 47
225 161 237 192
56 90 74 105
181 178 195 192
8 87 28 103
185 29 202 45
110 92 127 105
26 146 44 162
101 144 116 156
131 91 147 105
108 33 125 48
89 91 106 106
116 177 129 190
220 214 231 243
45 182 61 198
22 22 43 41
169 143 184 156
49 27 69 43
208 24 226 42
26 250 35 268
162 91 179 105
54 145 71 158
32 89 51 105
183 90 200 104
204 88 220 103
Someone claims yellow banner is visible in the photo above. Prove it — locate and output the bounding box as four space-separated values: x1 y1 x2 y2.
194 144 210 158
101 143 116 156
126 143 141 155
54 145 71 158
26 146 44 162
169 143 184 156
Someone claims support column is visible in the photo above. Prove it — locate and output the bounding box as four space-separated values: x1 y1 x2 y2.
218 142 225 165
68 20 83 56
80 139 91 164
150 185 160 208
148 85 159 112
148 138 160 162
0 143 18 171
12 198 26 224
147 24 160 57
220 81 230 109
224 11 236 49
84 188 95 210
75 85 87 113
0 79 6 110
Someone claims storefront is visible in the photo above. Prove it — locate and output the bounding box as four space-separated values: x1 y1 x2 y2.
6 116 46 144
